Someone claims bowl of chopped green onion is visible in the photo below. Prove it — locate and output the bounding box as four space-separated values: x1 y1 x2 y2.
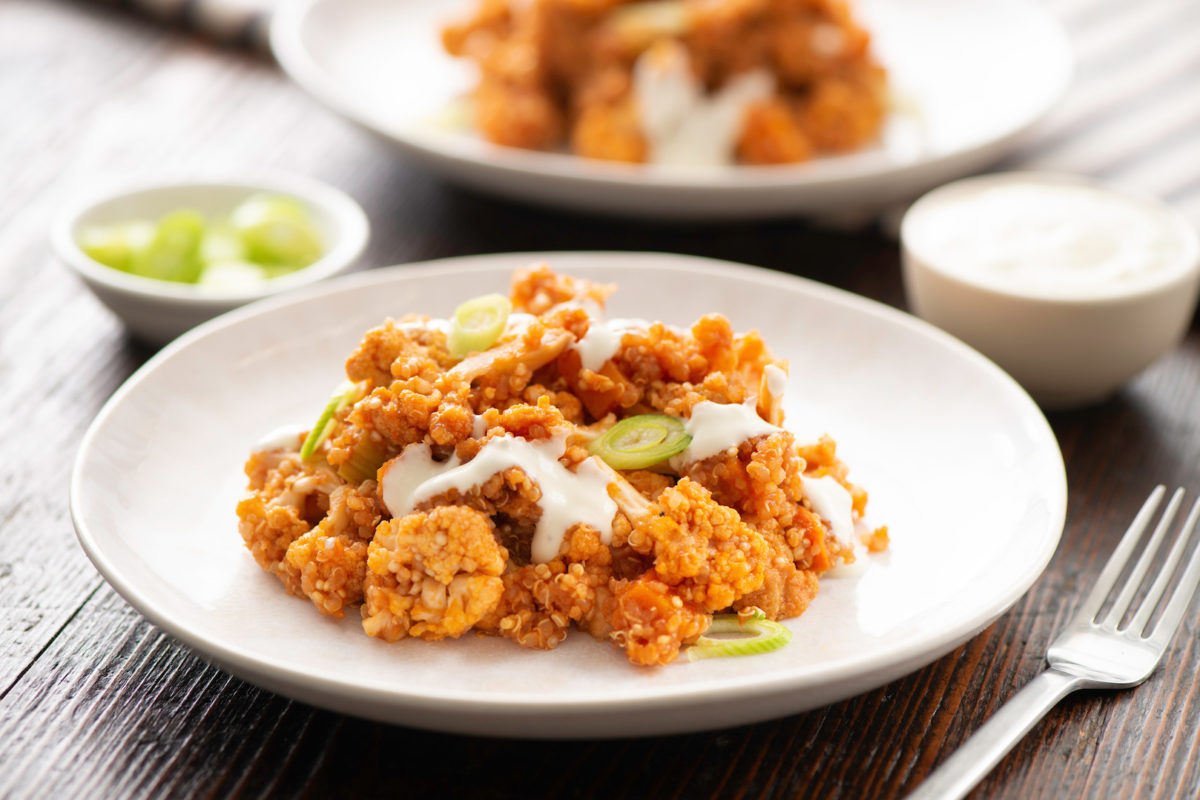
53 173 370 344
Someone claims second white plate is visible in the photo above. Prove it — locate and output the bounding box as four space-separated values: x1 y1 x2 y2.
72 252 1066 737
272 0 1072 219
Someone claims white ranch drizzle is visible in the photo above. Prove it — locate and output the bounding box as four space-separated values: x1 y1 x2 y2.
633 40 774 166
396 318 451 335
801 475 869 577
471 413 488 439
379 436 617 563
579 298 606 318
379 443 455 516
672 400 782 466
251 424 307 453
764 364 787 398
800 475 855 548
504 312 538 335
573 318 652 372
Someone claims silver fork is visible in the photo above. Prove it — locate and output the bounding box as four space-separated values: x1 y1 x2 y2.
908 486 1200 800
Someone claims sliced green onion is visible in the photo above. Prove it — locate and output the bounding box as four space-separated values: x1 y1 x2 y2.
686 611 792 661
79 221 154 272
199 222 247 264
230 194 323 269
588 414 691 470
261 263 300 279
448 293 511 358
300 380 365 460
130 210 205 283
197 260 270 291
337 436 390 484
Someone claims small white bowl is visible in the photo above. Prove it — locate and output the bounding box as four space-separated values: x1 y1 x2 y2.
901 172 1200 409
53 173 370 344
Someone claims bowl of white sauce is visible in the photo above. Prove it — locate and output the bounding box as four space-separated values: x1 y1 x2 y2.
901 172 1200 409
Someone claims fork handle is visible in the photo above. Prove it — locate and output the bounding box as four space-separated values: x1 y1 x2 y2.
906 668 1086 800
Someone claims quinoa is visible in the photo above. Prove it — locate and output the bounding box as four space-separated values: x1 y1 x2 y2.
236 262 885 666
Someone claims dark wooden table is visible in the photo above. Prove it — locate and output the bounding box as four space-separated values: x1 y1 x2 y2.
4 1 1200 797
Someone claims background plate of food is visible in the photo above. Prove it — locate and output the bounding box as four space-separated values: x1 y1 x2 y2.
71 252 1066 737
271 0 1071 219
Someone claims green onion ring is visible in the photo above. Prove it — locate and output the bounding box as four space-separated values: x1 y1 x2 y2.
448 293 511 358
588 414 691 470
686 610 792 661
299 380 365 460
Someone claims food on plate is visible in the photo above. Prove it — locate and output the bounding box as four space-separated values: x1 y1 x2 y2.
441 0 888 165
79 194 324 289
236 263 887 666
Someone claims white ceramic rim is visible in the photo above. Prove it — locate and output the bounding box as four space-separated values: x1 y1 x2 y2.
269 0 1073 192
901 171 1200 305
70 251 1067 720
51 171 371 308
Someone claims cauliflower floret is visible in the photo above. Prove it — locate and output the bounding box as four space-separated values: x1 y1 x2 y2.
285 481 381 618
609 575 711 666
325 377 446 483
344 317 454 389
468 397 567 445
476 524 615 647
447 321 574 406
561 530 621 640
362 506 508 641
339 380 443 453
682 432 806 521
627 478 769 612
798 434 869 516
509 262 614 315
477 563 573 650
287 531 368 618
734 559 820 620
400 399 579 561
236 453 341 594
236 496 311 596
682 432 833 572
515 384 586 425
562 315 770 419
421 466 546 563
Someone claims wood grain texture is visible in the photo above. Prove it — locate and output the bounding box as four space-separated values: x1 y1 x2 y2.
4 0 1200 797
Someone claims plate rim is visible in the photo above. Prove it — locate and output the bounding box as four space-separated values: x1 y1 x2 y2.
269 0 1074 192
70 251 1067 719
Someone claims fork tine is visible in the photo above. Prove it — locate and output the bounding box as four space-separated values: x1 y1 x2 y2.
1148 499 1200 648
1102 488 1184 628
1130 496 1200 635
1074 486 1166 624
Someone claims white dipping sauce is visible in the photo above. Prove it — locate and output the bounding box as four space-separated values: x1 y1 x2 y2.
906 177 1188 298
633 41 773 166
379 436 617 563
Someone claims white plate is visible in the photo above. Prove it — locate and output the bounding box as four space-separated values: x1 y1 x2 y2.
71 252 1066 737
271 0 1072 220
